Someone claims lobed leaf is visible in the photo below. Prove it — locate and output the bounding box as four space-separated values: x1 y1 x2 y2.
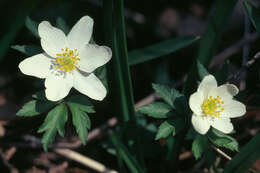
38 103 68 151
192 134 208 159
16 100 55 117
138 102 172 118
66 95 95 113
155 120 175 140
152 83 182 108
68 103 91 145
207 128 239 152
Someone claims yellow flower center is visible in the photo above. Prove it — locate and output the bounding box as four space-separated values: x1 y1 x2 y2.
201 96 224 118
55 47 80 72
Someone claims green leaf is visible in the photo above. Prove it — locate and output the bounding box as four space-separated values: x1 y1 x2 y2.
128 36 200 66
11 45 42 56
16 100 55 117
224 134 260 173
192 134 208 159
25 16 39 38
152 83 182 108
215 60 230 84
167 118 185 136
104 0 136 123
185 127 197 140
32 90 48 101
208 128 239 152
155 62 171 85
69 104 90 145
0 1 39 62
244 1 260 34
183 0 238 96
56 17 70 35
94 66 108 90
38 103 68 151
155 121 175 140
197 60 209 80
138 102 171 118
109 132 145 173
66 95 95 113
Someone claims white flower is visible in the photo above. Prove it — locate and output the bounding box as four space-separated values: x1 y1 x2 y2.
19 16 112 101
189 75 246 135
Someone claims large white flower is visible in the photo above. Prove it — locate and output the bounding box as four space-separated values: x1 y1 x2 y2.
189 75 246 135
19 16 112 101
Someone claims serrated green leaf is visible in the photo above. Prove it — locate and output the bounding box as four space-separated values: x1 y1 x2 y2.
152 83 182 108
69 104 91 145
38 103 68 151
66 95 95 113
208 128 239 152
25 16 39 38
197 60 209 80
128 36 200 66
244 1 260 34
11 45 42 56
192 134 208 159
138 102 171 118
224 134 260 173
56 17 70 35
167 118 185 136
155 121 175 140
16 100 55 117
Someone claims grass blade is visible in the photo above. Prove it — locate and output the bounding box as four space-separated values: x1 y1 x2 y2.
109 132 145 173
223 134 260 173
0 0 39 61
183 0 238 96
128 36 200 66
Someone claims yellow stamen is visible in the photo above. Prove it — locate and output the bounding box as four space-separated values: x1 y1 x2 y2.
201 96 225 118
55 47 80 72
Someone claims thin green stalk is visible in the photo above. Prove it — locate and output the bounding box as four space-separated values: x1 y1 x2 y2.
103 0 145 171
104 0 135 122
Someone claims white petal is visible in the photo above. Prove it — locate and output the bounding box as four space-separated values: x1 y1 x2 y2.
222 100 246 118
38 21 67 57
78 44 112 73
208 84 239 100
18 53 51 79
210 117 233 134
189 91 204 115
67 16 94 50
73 70 107 100
191 114 210 135
44 73 73 101
198 75 217 97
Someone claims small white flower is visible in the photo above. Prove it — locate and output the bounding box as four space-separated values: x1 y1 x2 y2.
189 75 246 135
19 16 112 101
